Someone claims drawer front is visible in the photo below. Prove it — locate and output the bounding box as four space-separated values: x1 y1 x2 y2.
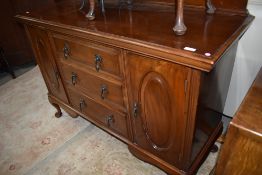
60 62 125 111
52 34 122 78
68 88 128 138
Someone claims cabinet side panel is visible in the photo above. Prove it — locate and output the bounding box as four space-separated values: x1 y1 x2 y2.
25 25 69 104
189 42 238 167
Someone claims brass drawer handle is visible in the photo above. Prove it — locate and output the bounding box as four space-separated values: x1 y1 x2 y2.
100 84 108 99
94 54 102 72
105 115 114 126
71 72 77 85
63 43 70 59
79 98 86 111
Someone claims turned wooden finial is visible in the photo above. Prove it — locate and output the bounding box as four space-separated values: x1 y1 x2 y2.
173 0 187 35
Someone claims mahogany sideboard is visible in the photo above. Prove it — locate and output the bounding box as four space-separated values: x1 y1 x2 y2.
16 0 254 174
215 68 262 175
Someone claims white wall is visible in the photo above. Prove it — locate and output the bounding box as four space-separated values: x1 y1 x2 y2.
223 0 262 117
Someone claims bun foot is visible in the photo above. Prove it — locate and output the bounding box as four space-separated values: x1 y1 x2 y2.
64 108 78 118
71 115 79 118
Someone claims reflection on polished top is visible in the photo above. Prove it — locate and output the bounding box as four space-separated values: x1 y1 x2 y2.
16 0 254 71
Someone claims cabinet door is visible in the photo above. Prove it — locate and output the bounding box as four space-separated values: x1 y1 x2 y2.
127 52 189 167
27 26 68 103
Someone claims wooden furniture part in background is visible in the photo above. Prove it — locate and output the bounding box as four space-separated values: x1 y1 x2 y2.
79 0 233 35
215 68 262 175
0 0 43 67
15 0 254 174
0 0 63 67
0 47 16 78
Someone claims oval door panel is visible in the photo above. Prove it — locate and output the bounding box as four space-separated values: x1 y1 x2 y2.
140 72 173 151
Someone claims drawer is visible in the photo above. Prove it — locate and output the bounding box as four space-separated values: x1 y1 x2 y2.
52 34 122 78
60 62 125 111
68 88 128 139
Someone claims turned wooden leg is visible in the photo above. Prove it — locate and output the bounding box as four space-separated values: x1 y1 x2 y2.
51 102 62 118
48 95 62 118
206 0 216 14
173 0 187 35
79 0 86 10
210 144 219 153
100 0 105 13
86 0 95 20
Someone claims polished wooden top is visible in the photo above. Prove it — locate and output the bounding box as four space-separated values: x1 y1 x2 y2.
16 0 254 71
232 68 262 136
